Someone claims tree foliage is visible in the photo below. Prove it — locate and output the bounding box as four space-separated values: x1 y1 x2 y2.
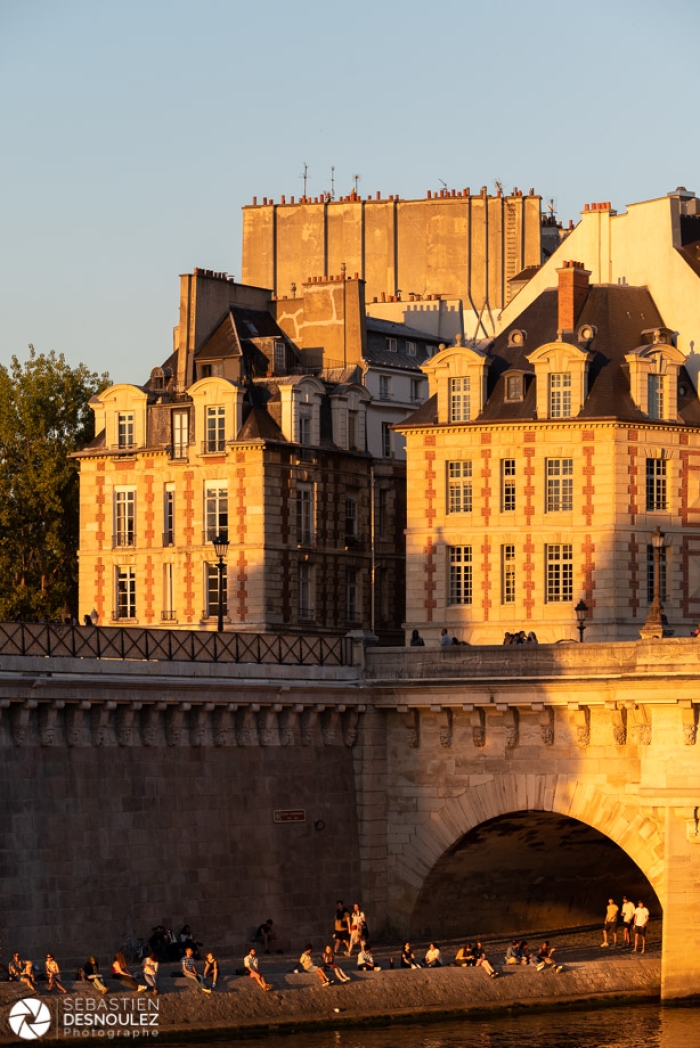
0 347 109 621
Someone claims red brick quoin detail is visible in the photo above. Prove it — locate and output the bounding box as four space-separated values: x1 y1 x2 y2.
523 447 535 526
679 449 700 527
423 535 436 621
480 449 491 526
95 475 106 545
582 442 595 527
481 537 491 620
144 554 154 622
627 533 640 617
522 534 535 620
581 534 595 609
627 446 639 523
424 450 436 527
95 557 105 623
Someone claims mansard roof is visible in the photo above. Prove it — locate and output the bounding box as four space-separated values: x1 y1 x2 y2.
365 316 441 371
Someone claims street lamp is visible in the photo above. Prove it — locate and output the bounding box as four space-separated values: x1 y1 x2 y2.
212 535 229 632
575 599 588 643
640 527 673 638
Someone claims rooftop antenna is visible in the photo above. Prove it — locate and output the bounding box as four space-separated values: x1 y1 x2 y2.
300 162 309 196
330 166 335 201
547 197 556 216
439 178 447 190
352 173 361 193
494 179 504 197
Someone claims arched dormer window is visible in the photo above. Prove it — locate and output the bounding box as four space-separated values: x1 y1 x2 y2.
421 342 491 424
624 339 685 422
329 384 371 451
527 341 593 420
278 377 325 446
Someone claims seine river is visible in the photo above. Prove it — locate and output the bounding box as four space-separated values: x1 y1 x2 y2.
177 1004 700 1048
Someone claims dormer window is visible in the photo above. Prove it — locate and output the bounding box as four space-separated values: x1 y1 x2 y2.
449 377 471 422
548 373 572 418
648 373 665 420
624 341 685 422
505 373 523 402
118 412 134 448
274 341 286 374
387 337 397 353
299 406 312 444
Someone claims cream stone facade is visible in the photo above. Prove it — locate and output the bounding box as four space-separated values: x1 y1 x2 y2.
399 264 700 644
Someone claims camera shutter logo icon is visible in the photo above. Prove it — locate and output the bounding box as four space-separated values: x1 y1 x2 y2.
8 999 51 1040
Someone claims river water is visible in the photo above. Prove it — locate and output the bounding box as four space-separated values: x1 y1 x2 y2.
172 1003 700 1047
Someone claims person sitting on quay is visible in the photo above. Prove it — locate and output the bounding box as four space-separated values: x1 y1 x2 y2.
181 946 211 994
299 944 332 985
517 941 533 965
423 942 443 967
204 951 220 991
536 941 563 972
45 953 68 994
244 947 272 991
9 952 36 992
322 944 351 983
112 952 146 992
357 942 381 971
473 942 499 978
453 942 476 967
84 956 108 994
504 940 520 965
141 951 159 996
401 942 419 969
178 924 201 959
255 918 278 954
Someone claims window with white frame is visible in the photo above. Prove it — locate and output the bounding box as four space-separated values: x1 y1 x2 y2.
646 457 667 511
648 373 665 420
346 568 359 620
117 412 134 449
447 461 472 513
406 341 417 357
205 406 225 452
386 337 397 353
646 545 668 604
449 377 471 422
545 544 573 602
297 483 314 545
347 410 358 449
205 562 227 619
204 483 228 542
501 459 516 512
448 546 472 604
379 375 391 400
381 423 392 457
546 458 573 512
115 566 136 620
298 406 312 444
299 562 313 620
410 378 422 402
506 374 523 401
172 410 189 459
548 373 572 418
113 489 136 548
163 485 175 546
502 545 516 604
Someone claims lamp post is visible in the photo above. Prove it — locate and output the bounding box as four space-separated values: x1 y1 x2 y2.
640 527 673 638
575 599 588 642
212 535 229 633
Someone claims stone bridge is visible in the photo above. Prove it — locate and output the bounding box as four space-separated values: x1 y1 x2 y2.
0 633 698 999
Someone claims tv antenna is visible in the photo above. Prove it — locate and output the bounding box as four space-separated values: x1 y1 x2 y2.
300 162 309 196
439 178 447 190
352 173 361 193
330 166 335 201
547 197 556 216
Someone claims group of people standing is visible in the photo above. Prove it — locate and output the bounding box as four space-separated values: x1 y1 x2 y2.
601 896 650 953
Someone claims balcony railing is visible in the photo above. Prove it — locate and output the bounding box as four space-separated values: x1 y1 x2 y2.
0 622 348 666
161 610 177 621
113 533 136 549
201 439 227 454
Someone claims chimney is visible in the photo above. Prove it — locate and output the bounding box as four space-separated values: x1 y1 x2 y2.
557 260 590 332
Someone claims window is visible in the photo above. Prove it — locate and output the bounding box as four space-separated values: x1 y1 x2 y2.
115 567 136 620
386 337 397 353
382 423 392 457
172 410 189 459
501 459 516 512
548 373 572 418
448 546 472 604
163 485 175 546
502 545 516 604
345 496 358 539
646 545 668 604
410 378 422 402
205 406 225 452
274 341 286 373
204 484 228 543
546 458 573 512
299 406 312 445
205 563 227 620
162 563 175 621
546 544 573 602
346 568 359 620
449 377 471 422
297 484 314 545
299 562 313 620
406 341 417 357
447 461 472 513
379 376 391 400
648 374 665 420
646 458 667 511
117 412 134 449
113 489 135 548
506 374 523 401
348 410 358 449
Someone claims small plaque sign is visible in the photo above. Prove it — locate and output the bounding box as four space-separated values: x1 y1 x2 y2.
274 809 306 824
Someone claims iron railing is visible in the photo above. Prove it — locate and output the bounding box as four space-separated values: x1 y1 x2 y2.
0 622 348 666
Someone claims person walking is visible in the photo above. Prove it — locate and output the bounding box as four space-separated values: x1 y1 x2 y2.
601 898 619 946
621 896 636 946
633 900 650 954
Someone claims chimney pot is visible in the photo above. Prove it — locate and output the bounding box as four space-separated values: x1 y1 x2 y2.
263 197 267 205
281 195 286 204
427 190 432 198
253 196 257 206
291 196 295 204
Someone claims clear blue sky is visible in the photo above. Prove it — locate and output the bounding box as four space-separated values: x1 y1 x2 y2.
1 0 698 384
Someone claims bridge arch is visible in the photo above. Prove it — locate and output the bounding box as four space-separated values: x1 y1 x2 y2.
389 774 666 937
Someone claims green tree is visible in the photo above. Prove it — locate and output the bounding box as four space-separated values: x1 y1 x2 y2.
0 346 109 621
